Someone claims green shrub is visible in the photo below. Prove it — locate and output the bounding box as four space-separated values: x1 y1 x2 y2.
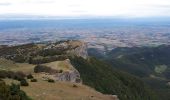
20 79 29 86
59 69 63 73
27 74 33 79
14 71 26 81
34 65 52 73
73 84 78 88
0 70 7 78
0 71 26 81
34 65 58 74
31 55 68 64
0 80 31 100
30 79 37 82
7 71 15 79
48 79 55 83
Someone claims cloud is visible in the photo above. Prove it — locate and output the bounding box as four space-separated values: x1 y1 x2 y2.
72 10 87 13
0 3 11 6
22 0 55 4
0 0 170 18
151 4 170 9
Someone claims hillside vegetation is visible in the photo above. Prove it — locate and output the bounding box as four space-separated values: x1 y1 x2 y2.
70 56 158 100
0 79 31 100
106 45 170 78
0 40 162 100
0 40 87 64
88 45 170 100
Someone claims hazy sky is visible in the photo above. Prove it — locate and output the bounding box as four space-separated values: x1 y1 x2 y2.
0 0 170 18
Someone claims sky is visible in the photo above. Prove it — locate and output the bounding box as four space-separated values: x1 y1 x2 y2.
0 0 170 18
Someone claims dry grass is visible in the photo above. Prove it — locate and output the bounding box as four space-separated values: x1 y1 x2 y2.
1 58 117 100
0 58 73 73
43 59 74 72
4 78 115 100
0 58 19 70
0 58 35 74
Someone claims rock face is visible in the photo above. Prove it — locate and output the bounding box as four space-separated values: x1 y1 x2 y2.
107 95 119 100
38 69 81 83
43 40 88 59
66 40 88 59
35 59 82 83
54 59 82 83
57 70 81 83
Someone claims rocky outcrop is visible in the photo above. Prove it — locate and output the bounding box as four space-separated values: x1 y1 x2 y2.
57 70 81 83
45 40 88 59
54 59 82 83
0 40 87 83
40 70 81 83
107 95 119 100
0 40 88 63
66 40 88 59
36 59 82 83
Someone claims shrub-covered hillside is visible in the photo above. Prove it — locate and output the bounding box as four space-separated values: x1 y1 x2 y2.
88 45 170 100
0 79 31 100
70 57 158 100
105 45 170 78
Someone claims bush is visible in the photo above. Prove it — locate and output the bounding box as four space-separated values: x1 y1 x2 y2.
48 79 55 83
59 69 63 73
73 84 78 88
0 70 7 78
0 71 26 81
31 55 68 64
7 71 15 79
10 83 20 95
34 65 51 73
27 74 33 79
30 79 37 82
20 79 29 86
0 80 31 100
34 65 58 74
14 71 26 81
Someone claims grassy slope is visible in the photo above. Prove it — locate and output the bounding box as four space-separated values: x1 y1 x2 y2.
0 58 35 73
0 58 116 100
0 58 74 73
4 78 115 100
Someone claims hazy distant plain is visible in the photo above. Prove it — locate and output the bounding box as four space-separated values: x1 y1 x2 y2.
1 19 170 50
